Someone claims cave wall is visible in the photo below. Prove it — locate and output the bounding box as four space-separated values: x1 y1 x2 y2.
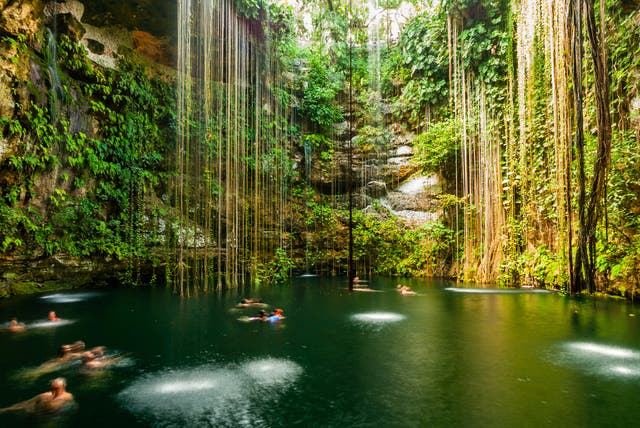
0 0 177 296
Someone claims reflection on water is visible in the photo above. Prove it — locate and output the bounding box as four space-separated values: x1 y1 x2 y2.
351 312 406 323
118 358 302 426
552 341 640 380
568 342 640 359
27 320 75 329
445 287 553 294
241 358 303 386
40 292 103 303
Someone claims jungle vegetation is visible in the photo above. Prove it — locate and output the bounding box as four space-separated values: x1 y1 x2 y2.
0 0 638 297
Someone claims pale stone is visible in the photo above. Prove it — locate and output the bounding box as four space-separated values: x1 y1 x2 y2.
0 0 43 39
43 0 84 22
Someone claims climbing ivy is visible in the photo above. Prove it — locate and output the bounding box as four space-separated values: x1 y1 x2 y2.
0 33 176 264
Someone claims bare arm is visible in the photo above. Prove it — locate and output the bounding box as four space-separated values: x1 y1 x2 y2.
0 393 45 413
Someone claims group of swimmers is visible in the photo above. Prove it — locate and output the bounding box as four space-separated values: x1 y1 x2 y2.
236 299 286 323
350 277 418 296
251 308 285 322
1 311 62 332
36 341 123 372
1 311 124 418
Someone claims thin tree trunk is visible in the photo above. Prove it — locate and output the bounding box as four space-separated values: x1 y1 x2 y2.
569 0 588 294
583 0 611 292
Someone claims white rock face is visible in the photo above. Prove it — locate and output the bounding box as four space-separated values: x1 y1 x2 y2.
43 1 85 21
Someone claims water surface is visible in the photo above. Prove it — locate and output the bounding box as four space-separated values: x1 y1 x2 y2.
1 277 639 427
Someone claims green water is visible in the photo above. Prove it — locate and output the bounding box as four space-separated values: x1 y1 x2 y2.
1 277 639 427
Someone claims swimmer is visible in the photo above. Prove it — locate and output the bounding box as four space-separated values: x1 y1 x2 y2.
2 317 26 332
47 311 62 322
268 308 285 322
396 284 416 295
81 347 123 369
20 341 86 379
56 341 86 361
352 277 368 288
246 309 270 322
236 298 268 308
0 377 75 415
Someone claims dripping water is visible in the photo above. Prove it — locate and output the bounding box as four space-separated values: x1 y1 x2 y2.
175 0 293 293
45 26 63 123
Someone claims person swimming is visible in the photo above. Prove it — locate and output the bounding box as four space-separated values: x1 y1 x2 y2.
268 309 285 322
2 317 26 332
236 298 268 308
81 347 123 369
0 377 75 415
19 341 86 379
246 310 270 322
47 311 62 322
396 284 416 295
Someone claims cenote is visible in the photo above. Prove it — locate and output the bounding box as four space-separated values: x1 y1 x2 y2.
1 277 640 427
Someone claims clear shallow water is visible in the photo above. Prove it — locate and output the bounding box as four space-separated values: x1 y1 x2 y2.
1 278 639 427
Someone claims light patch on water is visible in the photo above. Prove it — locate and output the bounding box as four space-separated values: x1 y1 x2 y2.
241 357 303 387
550 341 640 380
608 365 640 376
156 379 218 394
445 287 552 294
28 319 75 329
351 312 406 323
40 292 102 303
569 342 640 359
118 358 302 426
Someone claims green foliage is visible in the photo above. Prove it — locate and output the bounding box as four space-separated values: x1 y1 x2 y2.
354 125 391 153
303 133 334 159
0 33 176 262
381 9 450 129
235 0 267 20
352 210 455 277
306 200 336 228
596 129 640 290
412 118 460 182
499 246 566 289
1 34 30 66
257 247 295 285
451 1 510 102
298 50 344 130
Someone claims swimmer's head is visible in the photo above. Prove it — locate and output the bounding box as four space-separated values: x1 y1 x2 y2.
50 377 67 392
89 346 106 358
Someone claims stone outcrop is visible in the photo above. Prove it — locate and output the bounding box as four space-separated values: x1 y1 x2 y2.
1 0 43 40
305 116 439 224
